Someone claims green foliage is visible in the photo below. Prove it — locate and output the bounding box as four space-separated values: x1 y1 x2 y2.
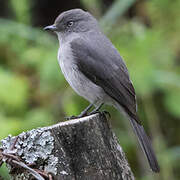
10 0 31 24
0 68 29 114
100 0 136 28
112 25 178 96
23 108 53 130
0 114 22 137
164 88 180 117
0 164 10 179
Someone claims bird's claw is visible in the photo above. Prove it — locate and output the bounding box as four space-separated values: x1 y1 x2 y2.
65 115 79 120
102 110 111 118
65 113 88 120
87 110 100 116
65 110 110 120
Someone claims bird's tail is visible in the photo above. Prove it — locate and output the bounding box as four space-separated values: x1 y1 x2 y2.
129 117 160 172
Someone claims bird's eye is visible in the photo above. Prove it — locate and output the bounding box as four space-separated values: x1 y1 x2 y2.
67 21 74 27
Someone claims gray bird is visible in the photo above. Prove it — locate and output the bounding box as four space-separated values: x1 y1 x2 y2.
44 9 160 172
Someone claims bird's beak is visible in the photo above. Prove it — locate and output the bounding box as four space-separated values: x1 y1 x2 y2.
44 24 58 31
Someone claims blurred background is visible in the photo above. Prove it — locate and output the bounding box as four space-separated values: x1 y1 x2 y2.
0 0 179 179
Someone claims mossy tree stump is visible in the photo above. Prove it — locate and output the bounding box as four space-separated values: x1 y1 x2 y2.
0 113 134 180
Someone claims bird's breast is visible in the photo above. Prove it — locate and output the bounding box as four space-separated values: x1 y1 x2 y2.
57 43 110 104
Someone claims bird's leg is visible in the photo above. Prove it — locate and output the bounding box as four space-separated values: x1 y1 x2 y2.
88 103 104 115
102 111 111 118
65 103 94 120
78 103 94 117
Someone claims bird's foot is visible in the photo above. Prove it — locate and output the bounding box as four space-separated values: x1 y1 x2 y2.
65 115 79 120
87 103 104 116
87 110 100 116
65 113 87 120
65 103 94 120
88 110 111 118
102 110 111 118
65 103 105 120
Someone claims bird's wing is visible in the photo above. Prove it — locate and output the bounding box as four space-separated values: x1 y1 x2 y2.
71 37 140 124
71 38 161 172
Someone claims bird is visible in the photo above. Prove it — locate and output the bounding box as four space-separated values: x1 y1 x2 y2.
44 8 160 172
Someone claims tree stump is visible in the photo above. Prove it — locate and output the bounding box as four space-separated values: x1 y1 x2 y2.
0 113 134 180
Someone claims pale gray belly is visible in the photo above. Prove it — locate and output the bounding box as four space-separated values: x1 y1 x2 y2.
58 44 112 105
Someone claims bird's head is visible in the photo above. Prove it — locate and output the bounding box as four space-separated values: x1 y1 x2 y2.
44 9 98 35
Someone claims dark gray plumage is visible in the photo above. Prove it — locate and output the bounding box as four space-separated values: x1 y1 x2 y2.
44 9 160 172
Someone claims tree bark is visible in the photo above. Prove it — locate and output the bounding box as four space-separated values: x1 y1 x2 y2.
0 113 134 180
